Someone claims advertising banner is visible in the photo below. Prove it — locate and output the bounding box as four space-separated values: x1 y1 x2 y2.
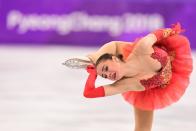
0 0 195 48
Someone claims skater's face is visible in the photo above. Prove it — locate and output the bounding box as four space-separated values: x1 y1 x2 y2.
96 56 123 81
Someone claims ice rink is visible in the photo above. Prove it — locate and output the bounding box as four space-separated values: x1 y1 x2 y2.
0 45 195 131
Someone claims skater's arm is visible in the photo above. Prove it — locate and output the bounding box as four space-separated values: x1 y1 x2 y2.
83 75 145 98
132 33 157 55
132 23 183 55
103 77 145 96
87 41 132 64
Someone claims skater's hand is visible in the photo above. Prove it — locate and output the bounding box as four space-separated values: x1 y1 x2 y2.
86 65 97 75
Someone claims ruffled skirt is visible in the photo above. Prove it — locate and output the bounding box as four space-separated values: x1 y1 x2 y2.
122 34 193 110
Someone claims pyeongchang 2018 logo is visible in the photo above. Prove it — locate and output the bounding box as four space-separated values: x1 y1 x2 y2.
7 10 164 37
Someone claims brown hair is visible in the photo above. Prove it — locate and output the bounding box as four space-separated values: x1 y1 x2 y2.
95 53 123 67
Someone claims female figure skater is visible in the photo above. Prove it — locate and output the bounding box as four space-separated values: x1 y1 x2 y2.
69 23 193 131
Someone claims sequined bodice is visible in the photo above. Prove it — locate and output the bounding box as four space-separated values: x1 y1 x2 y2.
139 46 172 89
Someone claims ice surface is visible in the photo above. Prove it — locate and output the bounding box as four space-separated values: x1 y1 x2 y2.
0 45 195 131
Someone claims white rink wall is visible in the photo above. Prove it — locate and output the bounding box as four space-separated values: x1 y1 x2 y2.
0 45 195 131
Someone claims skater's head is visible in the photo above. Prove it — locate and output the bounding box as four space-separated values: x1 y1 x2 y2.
95 53 124 81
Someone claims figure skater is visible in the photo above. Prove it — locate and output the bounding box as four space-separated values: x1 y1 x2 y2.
63 23 193 131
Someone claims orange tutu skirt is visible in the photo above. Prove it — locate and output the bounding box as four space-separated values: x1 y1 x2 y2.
122 34 193 110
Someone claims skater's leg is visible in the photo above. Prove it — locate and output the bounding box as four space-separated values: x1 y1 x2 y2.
133 107 154 131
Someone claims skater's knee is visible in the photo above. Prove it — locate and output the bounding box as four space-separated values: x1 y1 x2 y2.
134 127 152 131
134 123 152 131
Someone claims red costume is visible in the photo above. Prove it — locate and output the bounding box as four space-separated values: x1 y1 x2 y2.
122 23 193 110
83 65 105 98
83 23 193 110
